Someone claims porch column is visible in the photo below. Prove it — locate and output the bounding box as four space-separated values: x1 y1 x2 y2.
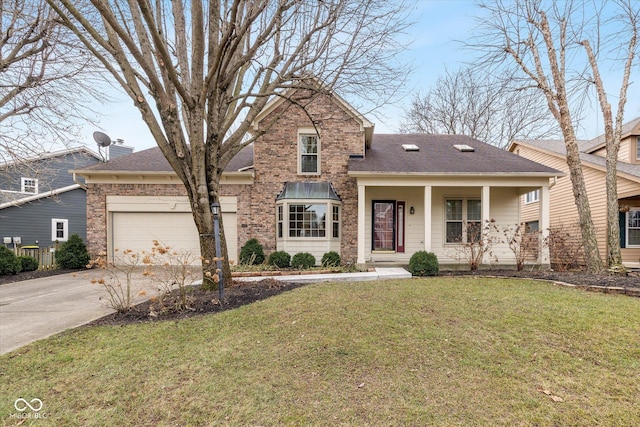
539 185 550 265
357 184 366 264
482 186 491 264
424 185 432 252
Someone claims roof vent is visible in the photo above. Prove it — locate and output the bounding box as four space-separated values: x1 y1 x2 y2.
402 144 420 151
454 144 475 152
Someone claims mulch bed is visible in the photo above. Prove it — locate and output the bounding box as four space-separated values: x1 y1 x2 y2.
2 267 638 328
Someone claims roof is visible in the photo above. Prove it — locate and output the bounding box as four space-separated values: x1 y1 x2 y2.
512 138 640 181
349 134 563 176
276 182 341 201
0 146 100 168
580 116 640 153
74 144 254 173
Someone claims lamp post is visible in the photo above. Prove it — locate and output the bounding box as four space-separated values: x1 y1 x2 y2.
210 202 224 300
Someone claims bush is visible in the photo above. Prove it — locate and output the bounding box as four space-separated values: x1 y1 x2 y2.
0 246 21 275
268 251 291 268
55 234 90 269
239 238 265 265
291 252 316 269
19 255 39 272
321 251 341 267
408 251 439 276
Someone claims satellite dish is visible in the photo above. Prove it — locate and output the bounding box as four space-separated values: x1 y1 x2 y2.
93 131 112 147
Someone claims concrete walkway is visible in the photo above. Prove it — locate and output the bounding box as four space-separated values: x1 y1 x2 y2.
0 268 411 355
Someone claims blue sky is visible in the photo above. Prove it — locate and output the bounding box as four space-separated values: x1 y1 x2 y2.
83 0 640 152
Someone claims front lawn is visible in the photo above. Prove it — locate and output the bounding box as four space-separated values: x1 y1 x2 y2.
1 277 638 426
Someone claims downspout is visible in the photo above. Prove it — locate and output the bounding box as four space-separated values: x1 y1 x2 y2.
72 172 87 190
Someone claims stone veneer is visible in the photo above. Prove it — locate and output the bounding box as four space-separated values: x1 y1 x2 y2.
86 90 364 263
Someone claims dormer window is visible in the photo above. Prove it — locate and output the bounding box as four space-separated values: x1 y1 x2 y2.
636 136 640 161
21 177 38 194
299 130 320 175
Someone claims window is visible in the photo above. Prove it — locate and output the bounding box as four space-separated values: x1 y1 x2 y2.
446 198 482 243
21 177 38 194
525 189 540 204
373 201 395 251
299 133 319 174
636 137 640 161
51 218 69 242
332 205 340 238
628 208 640 247
289 204 326 237
277 205 283 238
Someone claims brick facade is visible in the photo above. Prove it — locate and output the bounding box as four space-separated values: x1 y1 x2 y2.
85 90 365 263
247 91 365 263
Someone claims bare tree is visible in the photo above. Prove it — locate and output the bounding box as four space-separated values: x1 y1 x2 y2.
581 1 638 267
0 0 101 165
46 0 411 287
400 67 558 148
471 0 638 272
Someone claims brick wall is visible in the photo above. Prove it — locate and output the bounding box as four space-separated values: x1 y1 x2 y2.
249 90 365 263
86 90 365 263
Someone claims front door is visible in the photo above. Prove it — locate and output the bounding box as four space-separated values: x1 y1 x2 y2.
372 201 395 251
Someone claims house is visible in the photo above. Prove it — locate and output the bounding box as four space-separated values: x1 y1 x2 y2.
509 117 640 268
73 88 563 269
0 145 131 249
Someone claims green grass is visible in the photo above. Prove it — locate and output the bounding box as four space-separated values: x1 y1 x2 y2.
1 277 639 426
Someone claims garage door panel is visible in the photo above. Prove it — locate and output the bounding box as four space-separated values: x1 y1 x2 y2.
112 212 237 263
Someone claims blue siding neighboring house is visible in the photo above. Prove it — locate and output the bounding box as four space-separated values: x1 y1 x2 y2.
0 145 132 249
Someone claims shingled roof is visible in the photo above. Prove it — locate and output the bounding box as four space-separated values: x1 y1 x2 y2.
76 144 254 173
348 134 562 176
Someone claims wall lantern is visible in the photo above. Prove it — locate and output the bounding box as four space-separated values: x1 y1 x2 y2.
410 206 415 215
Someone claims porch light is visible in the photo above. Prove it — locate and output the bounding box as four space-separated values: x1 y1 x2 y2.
410 206 415 215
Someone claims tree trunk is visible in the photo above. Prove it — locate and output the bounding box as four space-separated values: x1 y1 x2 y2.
560 122 604 273
191 194 232 293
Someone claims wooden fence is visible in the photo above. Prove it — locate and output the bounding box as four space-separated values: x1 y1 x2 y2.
12 246 57 270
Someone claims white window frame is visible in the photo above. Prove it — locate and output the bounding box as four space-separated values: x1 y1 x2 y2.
21 177 38 194
636 137 640 161
525 189 540 204
51 218 69 242
627 208 640 248
298 129 320 175
276 201 340 240
445 198 482 244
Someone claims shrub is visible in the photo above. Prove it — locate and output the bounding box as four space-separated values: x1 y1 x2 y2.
0 246 21 275
408 251 439 276
239 238 265 265
268 251 291 268
19 255 39 272
291 252 316 269
55 234 90 269
321 251 341 267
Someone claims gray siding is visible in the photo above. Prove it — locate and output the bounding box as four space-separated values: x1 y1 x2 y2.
0 151 100 199
0 188 87 247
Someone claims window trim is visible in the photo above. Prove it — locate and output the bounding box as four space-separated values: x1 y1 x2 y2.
525 189 540 204
51 218 69 242
444 198 482 244
276 200 340 241
627 208 640 248
636 136 640 161
298 129 320 175
21 177 38 194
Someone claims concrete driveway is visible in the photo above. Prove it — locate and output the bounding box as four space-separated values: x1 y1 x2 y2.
0 271 119 355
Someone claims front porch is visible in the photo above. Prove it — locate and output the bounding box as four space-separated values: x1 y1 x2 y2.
354 177 552 269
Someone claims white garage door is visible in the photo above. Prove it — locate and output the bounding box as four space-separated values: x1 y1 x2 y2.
112 212 237 264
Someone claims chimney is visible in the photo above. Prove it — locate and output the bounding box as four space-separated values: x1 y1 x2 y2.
108 143 134 160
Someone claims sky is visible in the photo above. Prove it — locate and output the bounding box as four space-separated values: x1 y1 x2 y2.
80 0 640 153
